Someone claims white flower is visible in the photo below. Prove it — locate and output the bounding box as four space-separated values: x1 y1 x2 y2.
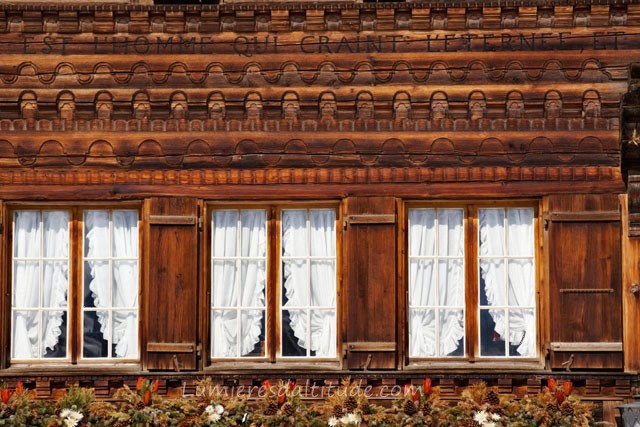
474 410 489 424
207 412 221 423
491 413 501 421
59 409 83 427
328 416 339 426
484 422 496 427
339 412 361 425
204 404 222 422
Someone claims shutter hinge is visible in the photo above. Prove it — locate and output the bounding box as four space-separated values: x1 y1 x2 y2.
198 217 203 231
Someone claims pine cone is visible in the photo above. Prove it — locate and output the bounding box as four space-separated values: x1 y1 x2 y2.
560 401 574 416
135 400 145 410
345 396 358 413
281 402 295 416
197 402 207 414
264 400 278 416
2 406 15 417
422 401 432 415
332 404 345 418
545 402 558 413
403 398 418 416
484 389 500 407
459 420 478 427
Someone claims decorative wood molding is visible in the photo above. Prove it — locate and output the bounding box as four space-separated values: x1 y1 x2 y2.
0 3 637 35
0 166 622 190
0 132 620 169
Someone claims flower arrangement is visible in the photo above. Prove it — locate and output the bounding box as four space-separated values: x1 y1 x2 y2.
0 377 596 426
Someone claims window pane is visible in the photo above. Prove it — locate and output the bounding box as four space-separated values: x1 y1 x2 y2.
12 210 69 361
240 310 265 357
409 259 436 307
282 309 309 357
409 308 436 357
480 308 506 357
281 208 337 358
439 310 464 356
82 210 139 359
438 209 464 257
83 310 108 358
310 309 336 356
113 310 138 358
479 259 506 306
479 207 535 358
438 259 464 307
408 208 464 358
310 260 335 306
212 309 238 357
211 209 267 358
212 260 237 307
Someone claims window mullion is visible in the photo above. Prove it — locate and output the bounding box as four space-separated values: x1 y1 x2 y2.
306 210 311 358
235 212 242 359
467 205 479 361
270 206 278 361
38 212 45 359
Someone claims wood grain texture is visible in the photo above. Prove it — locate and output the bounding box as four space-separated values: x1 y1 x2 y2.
344 196 397 370
547 194 623 370
144 196 199 371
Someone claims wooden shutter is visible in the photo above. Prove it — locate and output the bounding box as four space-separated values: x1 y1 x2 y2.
343 196 398 369
546 194 622 369
144 197 199 371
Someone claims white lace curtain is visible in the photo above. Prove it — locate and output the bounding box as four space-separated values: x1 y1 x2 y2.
211 210 266 358
12 210 69 359
85 210 139 358
408 208 465 357
282 209 336 357
479 208 535 357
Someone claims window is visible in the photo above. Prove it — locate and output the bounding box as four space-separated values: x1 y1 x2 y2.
10 207 139 362
407 204 536 360
209 205 338 361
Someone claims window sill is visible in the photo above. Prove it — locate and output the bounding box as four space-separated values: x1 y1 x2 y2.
205 360 343 373
404 359 545 372
1 363 142 377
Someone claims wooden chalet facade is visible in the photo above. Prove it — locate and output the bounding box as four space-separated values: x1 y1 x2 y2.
0 0 640 422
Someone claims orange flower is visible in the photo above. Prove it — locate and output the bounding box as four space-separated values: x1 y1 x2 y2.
136 377 145 391
423 378 432 395
404 385 419 402
277 389 286 405
152 379 159 393
0 389 12 404
562 380 573 395
287 381 296 392
556 390 565 405
143 389 152 406
547 378 557 392
262 380 272 392
15 382 23 395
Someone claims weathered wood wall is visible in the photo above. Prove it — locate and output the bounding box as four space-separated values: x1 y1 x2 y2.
0 4 638 421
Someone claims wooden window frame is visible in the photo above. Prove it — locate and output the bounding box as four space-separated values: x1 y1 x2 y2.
402 200 544 370
204 201 342 370
3 202 142 370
